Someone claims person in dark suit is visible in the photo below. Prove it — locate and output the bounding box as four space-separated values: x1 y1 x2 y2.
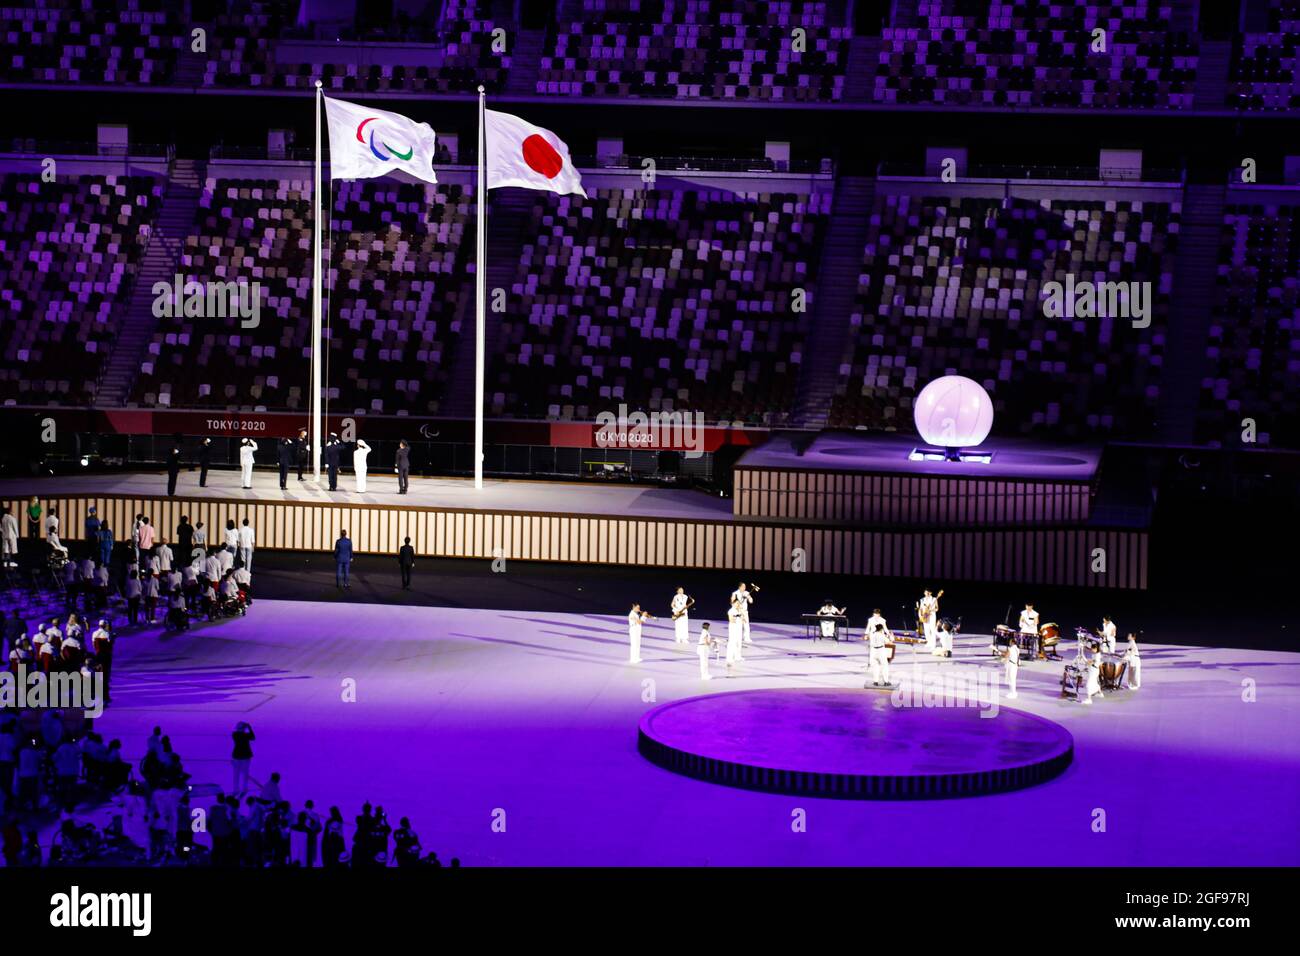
395 440 411 495
398 536 415 589
277 438 295 490
176 515 194 559
296 428 309 481
323 434 340 491
334 530 352 589
166 446 182 496
198 438 212 487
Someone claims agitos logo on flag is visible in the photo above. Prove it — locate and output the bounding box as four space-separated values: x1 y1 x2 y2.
356 116 414 162
324 95 439 185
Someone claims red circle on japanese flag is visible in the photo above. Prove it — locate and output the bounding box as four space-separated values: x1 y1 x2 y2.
522 134 563 179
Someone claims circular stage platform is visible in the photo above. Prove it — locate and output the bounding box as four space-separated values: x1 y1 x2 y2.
637 688 1074 799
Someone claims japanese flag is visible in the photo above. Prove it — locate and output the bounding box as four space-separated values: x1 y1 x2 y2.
484 109 587 197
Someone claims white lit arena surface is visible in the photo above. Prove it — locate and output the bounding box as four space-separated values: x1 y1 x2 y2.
2 0 1299 938
87 601 1300 866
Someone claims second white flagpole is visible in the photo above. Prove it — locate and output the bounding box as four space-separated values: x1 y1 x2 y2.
474 86 487 490
311 80 324 481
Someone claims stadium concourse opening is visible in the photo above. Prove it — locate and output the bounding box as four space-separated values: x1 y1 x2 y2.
0 0 1297 938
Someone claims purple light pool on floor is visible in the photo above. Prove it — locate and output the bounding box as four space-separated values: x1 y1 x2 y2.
638 688 1074 798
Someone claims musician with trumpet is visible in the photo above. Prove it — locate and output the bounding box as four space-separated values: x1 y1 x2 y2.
698 622 715 680
917 588 944 651
1002 637 1021 699
730 582 758 646
627 603 654 665
725 599 745 670
670 587 695 645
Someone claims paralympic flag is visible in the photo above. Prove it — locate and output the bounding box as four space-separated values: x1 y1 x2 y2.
323 95 439 185
484 109 586 197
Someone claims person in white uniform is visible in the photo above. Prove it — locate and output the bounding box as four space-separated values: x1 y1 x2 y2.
239 438 259 489
918 589 943 651
353 440 372 493
670 587 693 644
0 506 18 568
1100 616 1117 654
697 622 713 680
725 600 744 669
627 603 651 664
203 551 221 585
816 601 845 640
936 617 956 657
866 617 892 688
237 519 255 572
730 582 755 645
1083 648 1104 704
1018 603 1040 637
156 539 173 575
866 608 888 642
46 511 69 560
1123 633 1141 689
1003 640 1020 698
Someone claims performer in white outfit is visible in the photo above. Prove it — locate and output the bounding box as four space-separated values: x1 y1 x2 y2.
730 582 756 645
697 622 713 680
1018 603 1040 637
45 513 69 560
239 438 259 489
816 601 845 640
353 440 371 493
627 603 651 664
237 520 255 572
725 600 743 669
918 589 943 651
0 506 18 568
1100 616 1117 654
1123 633 1141 689
866 615 892 688
1004 640 1020 698
670 587 694 644
1083 648 1104 704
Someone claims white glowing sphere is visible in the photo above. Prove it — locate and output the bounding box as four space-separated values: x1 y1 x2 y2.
913 375 994 448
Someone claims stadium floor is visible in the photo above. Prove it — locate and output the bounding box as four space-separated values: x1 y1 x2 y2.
82 599 1300 866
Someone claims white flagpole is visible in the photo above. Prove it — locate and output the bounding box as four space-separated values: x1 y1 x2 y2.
311 81 323 481
474 85 487 490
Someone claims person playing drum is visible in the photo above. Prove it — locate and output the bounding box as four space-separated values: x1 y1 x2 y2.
1018 603 1039 637
1082 646 1105 705
1100 616 1118 654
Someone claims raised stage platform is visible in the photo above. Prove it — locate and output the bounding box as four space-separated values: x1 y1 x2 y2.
638 688 1075 799
734 433 1101 524
1 441 1147 588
